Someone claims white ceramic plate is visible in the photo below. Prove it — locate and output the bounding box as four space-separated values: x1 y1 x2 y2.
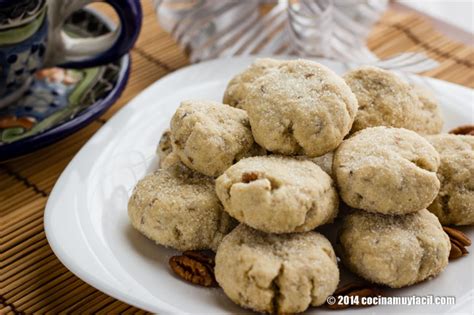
45 56 474 314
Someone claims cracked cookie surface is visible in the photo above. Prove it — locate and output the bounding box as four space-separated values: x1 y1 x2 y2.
216 156 339 233
344 66 442 134
240 59 358 157
426 134 474 225
338 209 450 288
128 166 236 251
170 100 256 177
334 126 440 214
215 224 339 314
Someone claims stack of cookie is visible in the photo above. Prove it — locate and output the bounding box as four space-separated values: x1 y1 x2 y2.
128 58 473 314
334 126 451 288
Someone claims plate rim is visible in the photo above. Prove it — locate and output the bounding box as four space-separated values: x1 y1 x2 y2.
44 55 474 314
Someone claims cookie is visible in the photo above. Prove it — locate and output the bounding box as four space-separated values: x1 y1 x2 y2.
128 167 236 251
241 59 358 157
338 209 450 288
427 134 474 225
412 85 443 134
157 129 173 168
296 151 334 177
334 126 440 214
344 66 442 134
215 225 339 314
223 58 282 109
170 100 255 177
215 156 338 233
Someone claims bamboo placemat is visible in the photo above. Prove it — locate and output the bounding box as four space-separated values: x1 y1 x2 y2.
1 1 473 314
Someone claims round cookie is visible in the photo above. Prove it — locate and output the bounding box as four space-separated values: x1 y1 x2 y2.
344 66 442 134
215 156 338 233
215 224 339 314
334 126 440 214
223 58 281 109
427 134 474 225
128 167 236 251
241 59 358 157
170 100 255 177
338 209 450 288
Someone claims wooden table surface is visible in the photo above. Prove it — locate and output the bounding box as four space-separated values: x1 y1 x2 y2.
1 1 473 314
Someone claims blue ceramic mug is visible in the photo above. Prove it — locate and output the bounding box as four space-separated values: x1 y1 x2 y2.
0 0 141 108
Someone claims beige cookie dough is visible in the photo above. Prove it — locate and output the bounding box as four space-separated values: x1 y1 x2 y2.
215 225 339 314
241 59 358 157
334 127 440 214
128 167 236 251
157 129 173 168
427 134 474 225
170 100 255 177
216 156 338 233
223 58 282 109
302 151 334 177
412 85 443 134
338 209 450 288
344 66 442 134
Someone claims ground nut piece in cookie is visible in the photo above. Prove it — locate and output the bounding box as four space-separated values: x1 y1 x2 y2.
344 66 441 134
128 167 236 251
334 127 440 214
338 209 450 288
427 134 474 225
223 58 281 109
215 225 339 314
241 59 358 157
216 156 338 233
170 100 255 177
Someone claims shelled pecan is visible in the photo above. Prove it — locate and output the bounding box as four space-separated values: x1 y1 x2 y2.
443 226 472 260
169 250 217 287
449 124 474 136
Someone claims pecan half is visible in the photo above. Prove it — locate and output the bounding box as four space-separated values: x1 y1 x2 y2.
169 251 217 287
326 282 383 310
449 124 474 136
183 250 215 269
443 226 471 260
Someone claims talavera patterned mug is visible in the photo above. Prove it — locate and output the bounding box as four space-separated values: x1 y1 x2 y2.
0 0 142 108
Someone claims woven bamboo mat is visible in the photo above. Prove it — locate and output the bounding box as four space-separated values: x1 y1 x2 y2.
1 1 473 314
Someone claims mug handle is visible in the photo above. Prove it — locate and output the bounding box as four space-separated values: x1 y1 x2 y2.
44 0 142 68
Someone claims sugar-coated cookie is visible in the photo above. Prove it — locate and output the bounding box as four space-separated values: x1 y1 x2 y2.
334 127 440 214
128 166 236 251
170 100 256 177
339 209 450 288
427 134 474 225
344 66 442 134
216 156 338 233
216 225 339 314
241 59 358 157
